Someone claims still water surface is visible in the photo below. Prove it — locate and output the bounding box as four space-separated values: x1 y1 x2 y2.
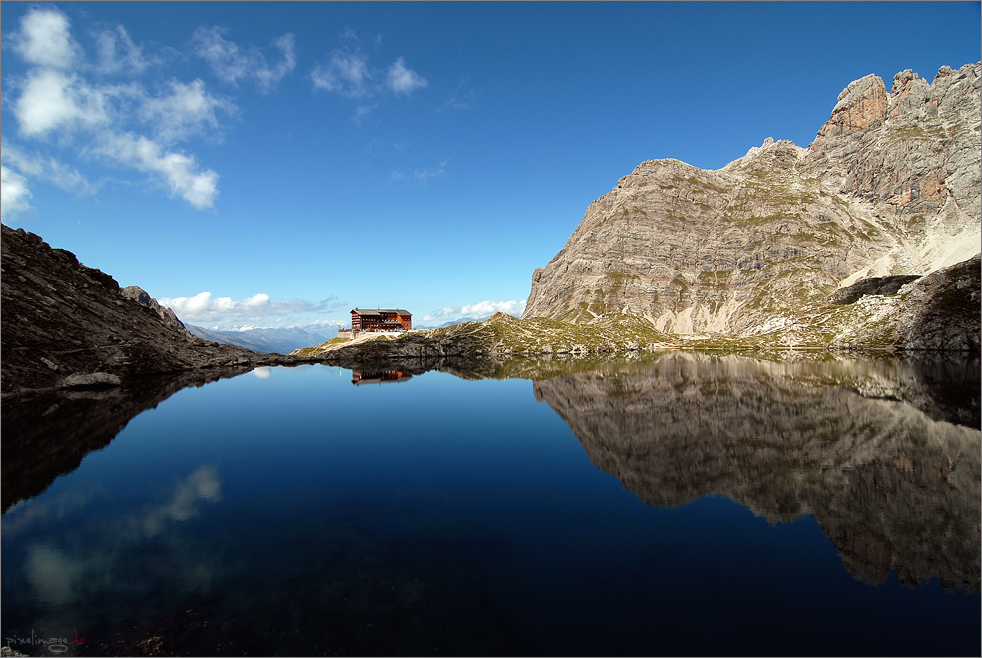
2 354 979 656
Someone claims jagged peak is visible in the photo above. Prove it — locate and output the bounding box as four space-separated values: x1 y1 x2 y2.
817 62 980 139
891 68 923 94
835 73 887 107
723 137 804 170
623 158 691 179
817 73 889 137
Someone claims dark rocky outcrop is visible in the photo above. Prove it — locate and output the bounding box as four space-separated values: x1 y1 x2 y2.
832 253 981 351
892 254 982 351
0 225 302 397
830 275 921 304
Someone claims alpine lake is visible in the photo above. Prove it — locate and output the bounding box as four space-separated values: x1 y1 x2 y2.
2 351 979 657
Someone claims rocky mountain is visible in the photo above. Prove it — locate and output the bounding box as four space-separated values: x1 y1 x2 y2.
298 248 978 359
0 225 299 396
522 63 981 348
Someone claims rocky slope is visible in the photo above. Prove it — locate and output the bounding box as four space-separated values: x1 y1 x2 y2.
298 247 978 359
522 63 981 348
296 248 978 362
0 225 298 396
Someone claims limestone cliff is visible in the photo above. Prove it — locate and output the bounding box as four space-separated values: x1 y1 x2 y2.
523 63 981 346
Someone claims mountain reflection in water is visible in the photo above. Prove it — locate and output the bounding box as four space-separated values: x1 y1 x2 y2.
528 353 981 593
1 367 253 512
1 352 979 656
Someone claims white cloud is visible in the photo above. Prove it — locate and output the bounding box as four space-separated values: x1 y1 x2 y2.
3 9 289 214
12 7 80 69
423 300 527 322
159 292 346 322
90 132 219 209
8 70 223 208
311 51 372 98
192 27 245 82
414 160 448 182
257 33 297 91
439 80 477 112
252 367 272 379
387 57 428 95
353 104 377 126
192 26 295 93
7 11 224 212
13 69 112 136
1 141 97 197
311 49 427 101
390 160 448 184
94 24 149 75
138 79 236 143
160 292 265 321
1 166 34 220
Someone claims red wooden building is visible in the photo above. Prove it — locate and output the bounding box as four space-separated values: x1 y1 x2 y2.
350 308 412 332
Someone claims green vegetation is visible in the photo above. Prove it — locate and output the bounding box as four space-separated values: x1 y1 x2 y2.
886 124 948 142
698 270 732 285
291 335 350 357
604 271 639 281
682 175 728 194
427 312 673 356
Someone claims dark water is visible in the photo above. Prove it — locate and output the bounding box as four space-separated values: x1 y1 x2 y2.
2 353 980 656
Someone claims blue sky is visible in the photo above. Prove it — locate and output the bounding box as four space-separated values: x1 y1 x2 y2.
3 2 980 329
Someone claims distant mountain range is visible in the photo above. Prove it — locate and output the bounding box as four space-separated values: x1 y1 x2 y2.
185 324 337 354
414 315 493 330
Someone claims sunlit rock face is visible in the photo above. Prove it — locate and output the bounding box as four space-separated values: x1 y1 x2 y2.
523 63 981 344
532 354 981 592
